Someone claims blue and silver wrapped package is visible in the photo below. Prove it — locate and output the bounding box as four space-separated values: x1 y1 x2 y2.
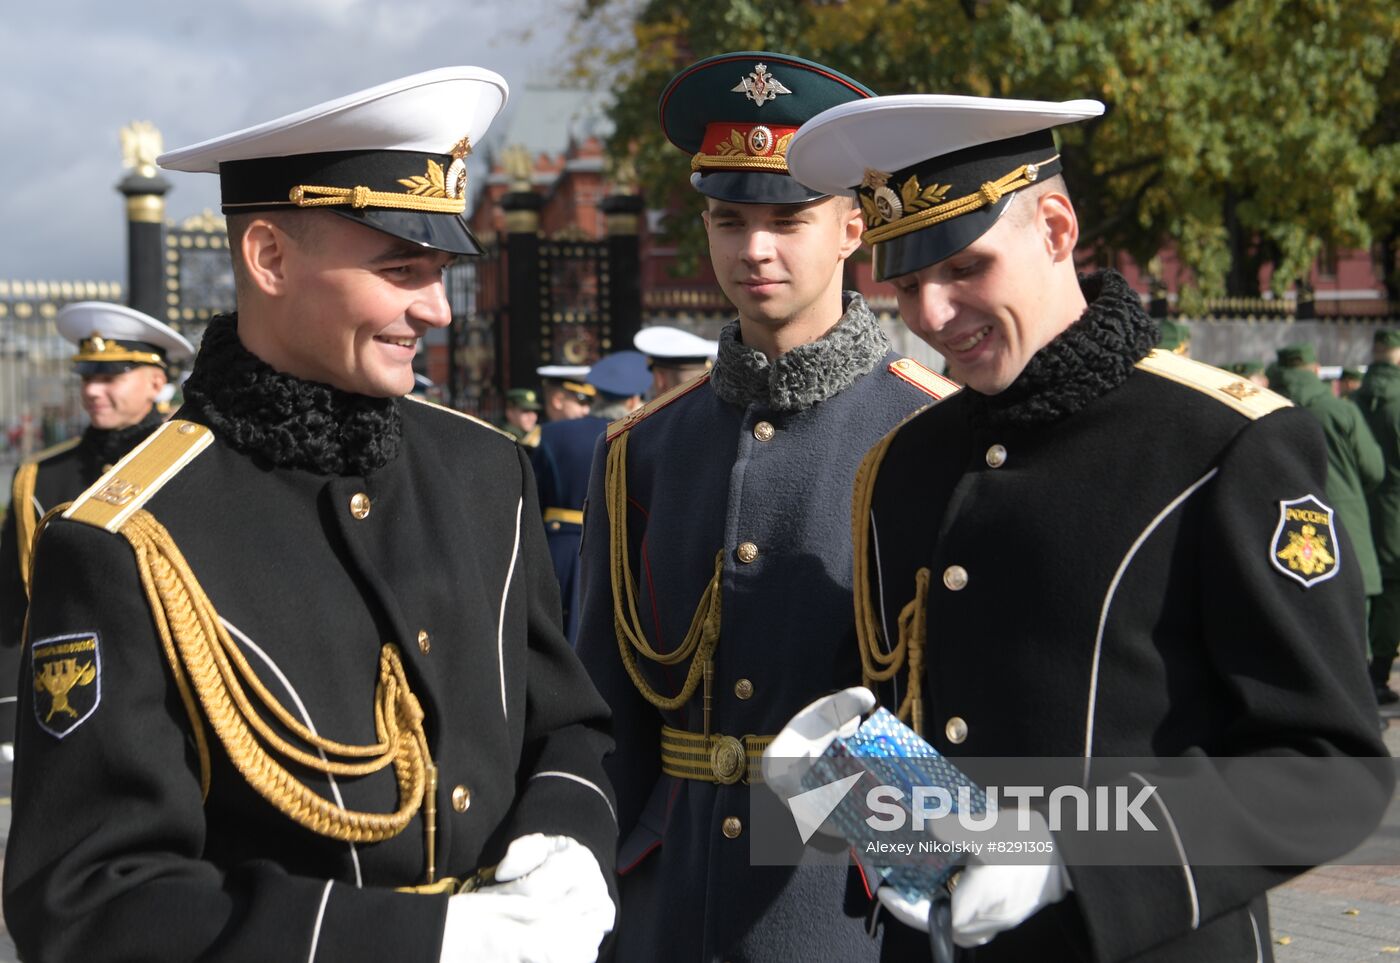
800 707 987 902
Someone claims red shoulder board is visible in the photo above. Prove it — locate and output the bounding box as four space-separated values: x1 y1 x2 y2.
606 372 712 442
888 357 960 399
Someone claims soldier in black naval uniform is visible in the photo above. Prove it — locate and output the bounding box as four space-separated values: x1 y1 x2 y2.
776 94 1393 961
532 351 650 645
573 53 958 962
0 301 192 753
4 69 617 963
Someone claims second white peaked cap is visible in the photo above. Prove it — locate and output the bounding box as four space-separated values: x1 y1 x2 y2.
789 94 1103 280
56 301 195 374
786 94 1104 196
633 326 719 363
158 68 509 256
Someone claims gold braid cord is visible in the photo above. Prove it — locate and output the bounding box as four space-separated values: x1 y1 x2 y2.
863 155 1060 245
12 462 38 596
606 432 723 710
851 429 927 733
691 154 790 173
117 509 440 877
288 184 464 214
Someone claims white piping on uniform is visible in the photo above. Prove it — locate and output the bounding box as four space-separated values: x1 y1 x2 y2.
1129 772 1199 930
498 496 523 720
30 495 43 516
530 771 617 823
1083 468 1219 780
869 511 900 708
307 879 333 963
223 618 363 888
1247 908 1262 963
0 697 15 705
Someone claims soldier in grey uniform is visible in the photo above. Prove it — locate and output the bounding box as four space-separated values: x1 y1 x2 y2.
574 52 956 961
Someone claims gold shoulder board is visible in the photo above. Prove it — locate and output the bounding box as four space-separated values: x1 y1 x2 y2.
64 420 213 533
20 436 82 467
607 372 711 442
888 358 960 400
520 425 542 448
403 394 516 441
1137 349 1292 421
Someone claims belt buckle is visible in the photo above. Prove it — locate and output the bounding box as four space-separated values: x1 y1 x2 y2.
709 735 746 785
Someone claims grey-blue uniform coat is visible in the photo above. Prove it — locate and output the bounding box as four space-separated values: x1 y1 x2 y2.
863 274 1391 962
4 392 617 963
575 311 955 962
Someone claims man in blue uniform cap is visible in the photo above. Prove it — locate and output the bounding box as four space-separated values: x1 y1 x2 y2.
768 92 1390 962
532 351 650 644
574 52 957 961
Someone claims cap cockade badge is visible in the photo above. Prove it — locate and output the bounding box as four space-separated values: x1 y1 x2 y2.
32 632 102 738
859 169 952 229
732 63 791 106
1271 495 1341 587
399 134 472 201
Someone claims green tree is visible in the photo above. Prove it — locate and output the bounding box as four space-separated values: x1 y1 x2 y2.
567 0 1397 301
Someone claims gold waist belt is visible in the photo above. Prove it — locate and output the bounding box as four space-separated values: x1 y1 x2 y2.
660 724 773 785
543 507 585 526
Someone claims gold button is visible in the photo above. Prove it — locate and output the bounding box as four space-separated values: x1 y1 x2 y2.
753 421 775 442
985 444 1007 468
349 492 371 519
451 784 471 813
178 422 197 434
417 630 430 654
736 542 759 564
943 565 968 591
722 816 743 838
944 716 968 744
734 678 754 700
101 463 114 474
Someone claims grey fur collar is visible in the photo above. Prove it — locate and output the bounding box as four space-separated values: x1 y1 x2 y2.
710 293 890 411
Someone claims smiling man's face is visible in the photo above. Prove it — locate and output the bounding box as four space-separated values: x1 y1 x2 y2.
890 190 1080 395
254 215 456 397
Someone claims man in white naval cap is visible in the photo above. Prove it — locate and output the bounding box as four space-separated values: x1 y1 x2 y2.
0 301 192 757
633 325 718 397
536 363 596 423
4 69 617 963
766 94 1391 962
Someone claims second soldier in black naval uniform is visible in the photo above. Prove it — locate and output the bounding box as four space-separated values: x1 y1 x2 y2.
0 301 192 754
775 93 1392 962
574 53 956 962
4 69 617 963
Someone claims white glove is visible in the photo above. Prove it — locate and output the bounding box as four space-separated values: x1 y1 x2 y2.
439 834 614 963
762 686 876 800
877 808 1071 947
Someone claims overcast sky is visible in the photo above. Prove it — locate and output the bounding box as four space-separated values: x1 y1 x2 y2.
2 0 577 283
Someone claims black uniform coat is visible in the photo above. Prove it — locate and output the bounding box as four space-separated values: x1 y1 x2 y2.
0 410 164 742
3 318 617 963
863 273 1391 963
530 414 608 644
575 296 956 962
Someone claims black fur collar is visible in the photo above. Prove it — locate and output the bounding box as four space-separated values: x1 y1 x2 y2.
81 407 164 470
181 314 401 476
711 292 890 411
971 270 1157 429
